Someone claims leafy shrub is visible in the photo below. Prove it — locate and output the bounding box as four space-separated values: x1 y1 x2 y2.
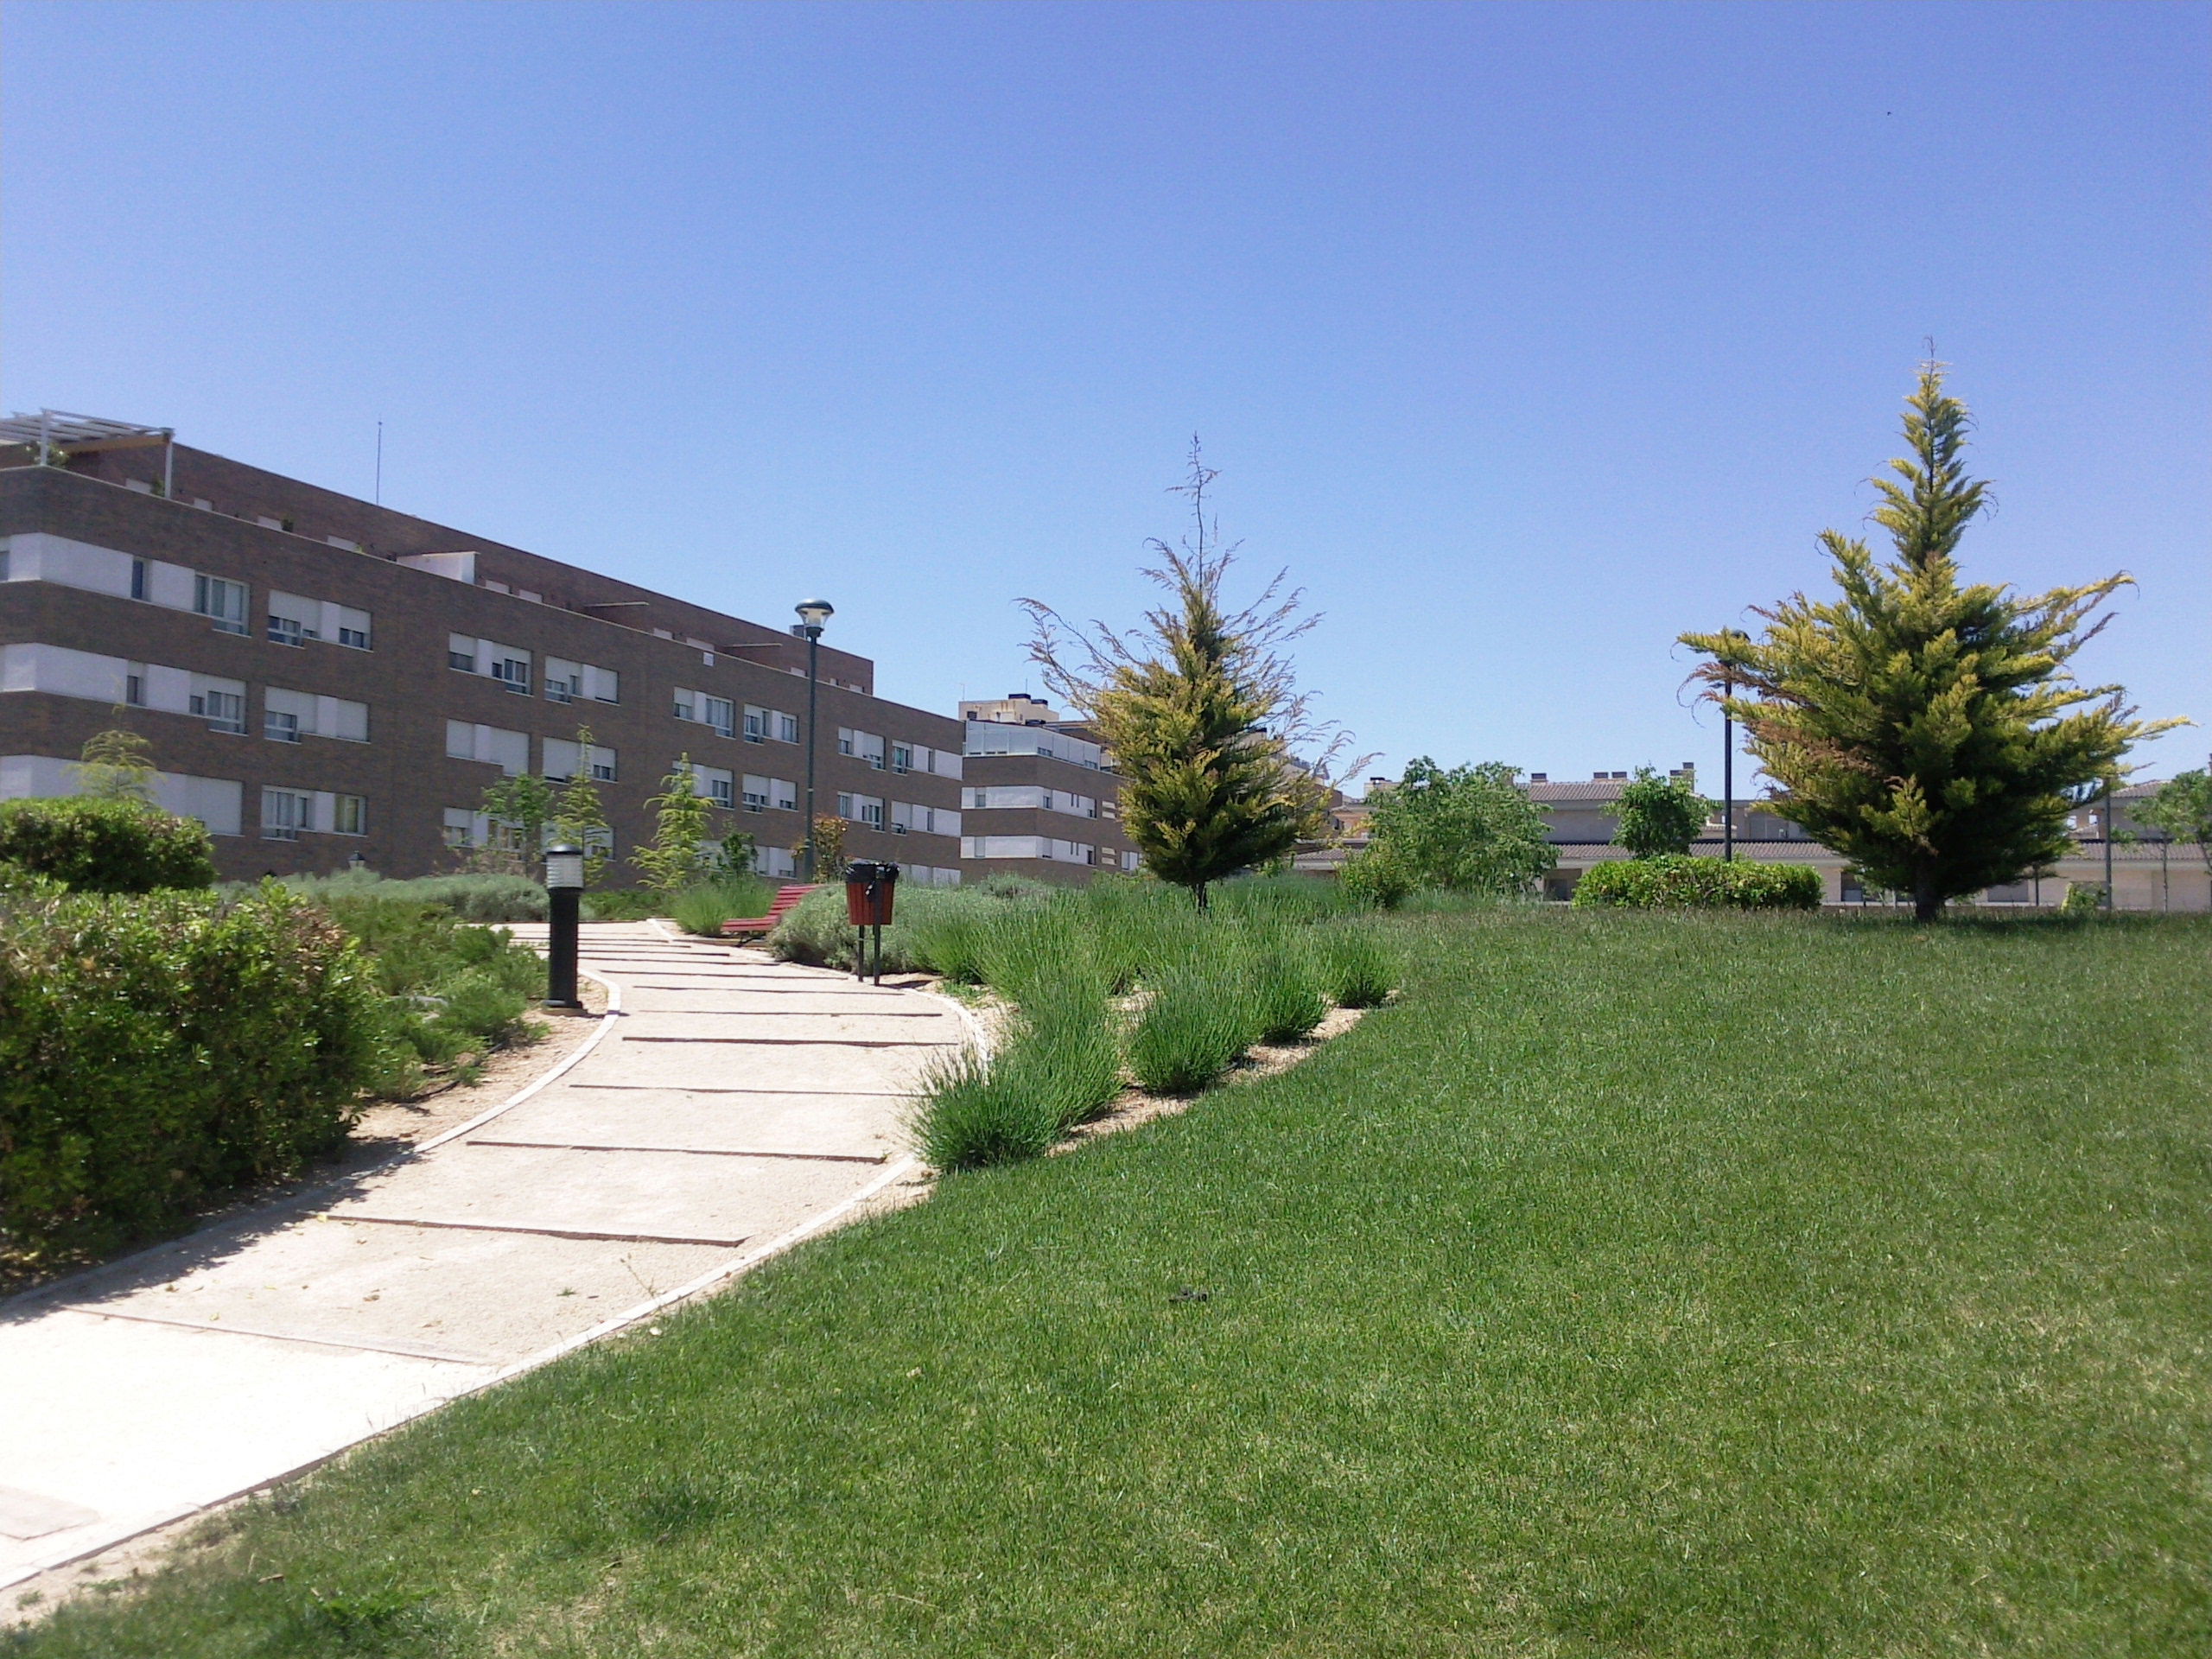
0 884 386 1258
1338 851 1414 909
669 876 777 937
0 798 215 893
1128 963 1254 1094
2060 882 2106 917
275 870 548 923
1572 855 1821 911
1313 924 1401 1008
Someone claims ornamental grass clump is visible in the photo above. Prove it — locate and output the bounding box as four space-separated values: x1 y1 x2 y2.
1243 940 1329 1044
913 1048 1060 1170
669 875 776 938
1128 961 1255 1095
1313 923 1401 1008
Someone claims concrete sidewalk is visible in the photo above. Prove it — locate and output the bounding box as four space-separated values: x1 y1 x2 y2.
0 923 970 1590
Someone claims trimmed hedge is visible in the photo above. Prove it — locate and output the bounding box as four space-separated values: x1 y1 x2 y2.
0 884 386 1259
1572 855 1822 910
0 798 216 893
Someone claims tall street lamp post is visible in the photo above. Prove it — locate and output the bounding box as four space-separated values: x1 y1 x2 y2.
795 599 834 879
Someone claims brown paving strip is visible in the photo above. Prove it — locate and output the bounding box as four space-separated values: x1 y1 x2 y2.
634 1007 947 1018
565 1084 918 1097
619 1034 962 1047
335 1215 753 1249
464 1139 887 1165
66 1306 493 1367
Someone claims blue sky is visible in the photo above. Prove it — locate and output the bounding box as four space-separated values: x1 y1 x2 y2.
6 0 2206 790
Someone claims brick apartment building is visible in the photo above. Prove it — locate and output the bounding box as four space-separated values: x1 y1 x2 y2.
957 693 1138 885
0 414 969 885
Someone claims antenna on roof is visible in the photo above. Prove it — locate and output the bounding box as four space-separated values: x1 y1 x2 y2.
375 420 384 505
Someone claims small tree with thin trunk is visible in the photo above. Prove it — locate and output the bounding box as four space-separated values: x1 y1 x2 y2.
633 755 717 899
1023 443 1355 910
1613 767 1713 859
1683 363 2178 920
73 728 157 804
551 726 613 887
472 772 557 875
2132 770 2212 908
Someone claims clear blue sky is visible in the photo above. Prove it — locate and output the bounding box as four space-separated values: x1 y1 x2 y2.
7 0 2206 790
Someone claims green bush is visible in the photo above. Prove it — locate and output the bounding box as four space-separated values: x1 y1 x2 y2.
2060 882 2106 917
316 895 544 1091
0 884 386 1258
668 876 777 938
1572 855 1822 911
1313 924 1401 1008
1128 963 1254 1094
0 798 215 893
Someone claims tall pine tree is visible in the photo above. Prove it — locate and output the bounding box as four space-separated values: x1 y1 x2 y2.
1683 364 2177 919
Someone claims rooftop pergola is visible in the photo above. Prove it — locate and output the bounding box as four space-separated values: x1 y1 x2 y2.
0 410 175 493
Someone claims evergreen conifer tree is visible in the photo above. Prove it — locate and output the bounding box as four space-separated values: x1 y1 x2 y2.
1684 364 2177 919
1023 445 1346 910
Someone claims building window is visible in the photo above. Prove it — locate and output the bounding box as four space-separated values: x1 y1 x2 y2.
707 775 736 809
448 633 477 671
837 728 855 757
703 695 734 738
836 792 854 819
892 743 912 774
124 670 145 708
333 794 367 836
744 706 766 742
591 753 616 782
194 575 249 635
130 558 149 601
491 655 531 694
860 798 884 830
772 778 797 810
190 687 247 734
338 624 369 649
260 787 311 840
267 615 307 646
776 711 799 743
264 708 302 743
742 779 769 811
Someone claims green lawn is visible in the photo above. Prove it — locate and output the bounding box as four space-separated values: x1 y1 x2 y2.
19 911 2210 1656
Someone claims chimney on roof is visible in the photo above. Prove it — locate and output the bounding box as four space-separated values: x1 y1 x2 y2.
1529 772 1548 783
1593 771 1607 781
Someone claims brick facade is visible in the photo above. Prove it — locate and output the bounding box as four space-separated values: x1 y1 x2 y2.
0 448 969 885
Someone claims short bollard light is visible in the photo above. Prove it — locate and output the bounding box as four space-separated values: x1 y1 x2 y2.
543 842 585 1010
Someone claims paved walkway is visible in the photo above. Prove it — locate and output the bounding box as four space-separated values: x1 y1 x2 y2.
0 923 970 1589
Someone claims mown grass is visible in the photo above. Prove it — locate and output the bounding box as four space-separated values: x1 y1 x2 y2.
16 910 2211 1656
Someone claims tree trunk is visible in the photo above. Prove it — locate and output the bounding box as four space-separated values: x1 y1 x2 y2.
1913 869 1943 922
1192 880 1210 913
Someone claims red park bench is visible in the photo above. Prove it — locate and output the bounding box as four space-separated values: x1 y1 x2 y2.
720 883 820 940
